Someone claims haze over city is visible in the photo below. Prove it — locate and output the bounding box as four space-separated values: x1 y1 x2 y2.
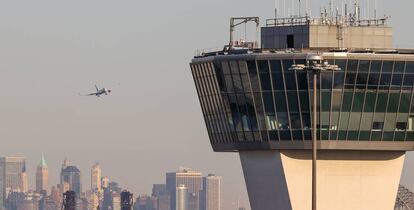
2 1 414 210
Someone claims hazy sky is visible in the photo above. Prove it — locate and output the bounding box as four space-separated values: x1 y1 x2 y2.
1 1 414 210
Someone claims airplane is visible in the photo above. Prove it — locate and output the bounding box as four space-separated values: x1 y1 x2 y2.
80 85 112 97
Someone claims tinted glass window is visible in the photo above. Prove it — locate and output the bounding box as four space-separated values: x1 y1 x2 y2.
347 60 359 72
352 92 365 112
382 61 394 73
370 60 382 72
257 60 269 73
287 92 299 112
335 59 347 71
270 60 282 73
358 60 370 72
296 72 308 90
259 73 272 91
394 61 405 73
333 72 345 89
284 72 297 90
263 92 275 113
275 92 288 112
321 72 333 89
406 62 414 73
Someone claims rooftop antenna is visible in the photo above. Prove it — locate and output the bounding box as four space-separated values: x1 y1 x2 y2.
298 0 301 17
274 0 278 19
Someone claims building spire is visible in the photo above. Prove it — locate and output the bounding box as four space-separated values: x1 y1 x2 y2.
39 153 47 168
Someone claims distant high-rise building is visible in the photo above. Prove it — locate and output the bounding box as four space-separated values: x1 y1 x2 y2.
134 194 156 210
62 191 76 210
176 185 187 210
36 154 48 193
101 177 109 189
0 156 28 209
112 194 121 210
152 184 170 210
60 160 82 197
166 168 202 210
187 193 198 210
91 163 102 192
120 191 133 210
199 175 221 210
101 187 113 210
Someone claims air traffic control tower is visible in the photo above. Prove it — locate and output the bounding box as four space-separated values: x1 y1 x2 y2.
190 3 414 210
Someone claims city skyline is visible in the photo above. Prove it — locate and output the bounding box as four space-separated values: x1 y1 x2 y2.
0 154 225 210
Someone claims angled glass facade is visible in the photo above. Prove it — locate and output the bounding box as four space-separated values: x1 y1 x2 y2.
191 54 414 151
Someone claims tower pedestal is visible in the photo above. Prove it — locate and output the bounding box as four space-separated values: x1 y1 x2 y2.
239 150 405 210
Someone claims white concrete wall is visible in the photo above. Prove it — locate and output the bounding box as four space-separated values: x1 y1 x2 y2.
240 150 405 210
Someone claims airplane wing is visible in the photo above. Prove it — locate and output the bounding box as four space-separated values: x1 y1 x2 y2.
78 92 97 96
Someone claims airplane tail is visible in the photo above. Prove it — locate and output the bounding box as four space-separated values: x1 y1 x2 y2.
95 85 99 91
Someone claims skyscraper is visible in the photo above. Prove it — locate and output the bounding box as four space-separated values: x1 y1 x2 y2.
62 191 76 210
189 2 413 209
120 191 133 210
91 163 102 192
60 160 82 197
152 184 170 210
200 175 220 210
166 168 202 210
175 185 187 210
0 156 28 209
36 154 48 193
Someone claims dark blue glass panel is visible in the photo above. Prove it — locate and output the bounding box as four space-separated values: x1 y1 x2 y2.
269 131 279 141
368 73 380 89
394 61 405 73
321 72 333 89
262 92 275 113
246 93 259 131
335 59 347 71
358 60 370 72
284 72 297 90
277 112 290 130
279 131 291 141
275 92 288 112
292 131 302 141
391 74 403 89
299 91 310 112
257 60 269 73
213 62 226 92
403 74 414 87
302 113 311 130
356 73 368 89
259 73 272 91
370 60 382 72
296 72 308 90
270 60 282 73
248 60 261 92
282 60 294 72
382 61 394 73
333 72 345 89
303 131 312 140
287 92 299 113
338 131 347 140
272 72 285 90
345 72 356 88
347 60 359 72
224 75 234 92
379 74 391 89
290 113 302 129
406 62 414 73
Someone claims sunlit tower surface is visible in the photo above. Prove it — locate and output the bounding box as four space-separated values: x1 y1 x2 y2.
190 1 414 210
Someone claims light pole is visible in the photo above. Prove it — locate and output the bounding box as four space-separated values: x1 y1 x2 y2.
290 55 340 210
